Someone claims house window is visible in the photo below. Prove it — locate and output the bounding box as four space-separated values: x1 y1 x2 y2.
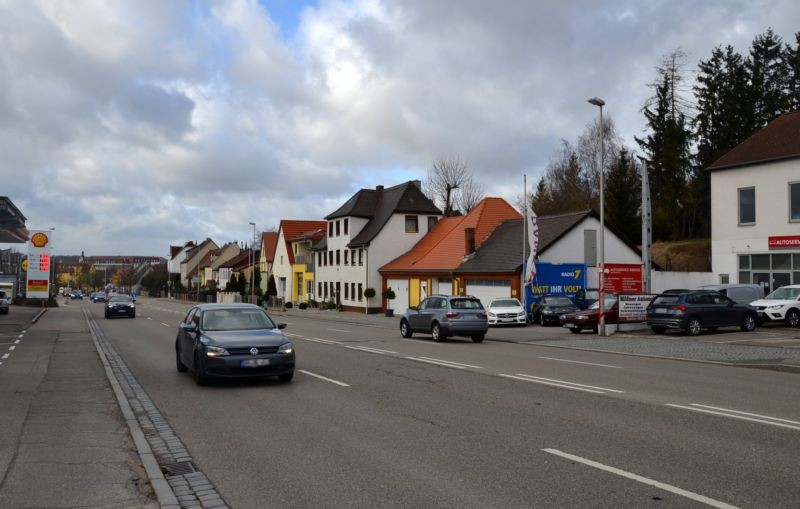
719 274 729 284
336 250 341 265
428 216 438 231
329 222 334 236
358 283 363 301
351 283 355 301
318 252 323 266
324 282 328 299
318 282 322 297
344 250 349 265
306 280 313 295
738 187 755 225
344 283 349 300
351 249 355 265
405 215 419 233
344 218 349 235
791 182 800 221
280 255 283 264
328 251 333 265
359 249 363 266
336 282 341 300
336 220 341 236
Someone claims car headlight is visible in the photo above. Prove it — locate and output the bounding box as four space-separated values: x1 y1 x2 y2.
487 312 496 317
543 310 554 314
577 315 589 320
205 345 229 357
278 342 294 354
767 304 783 310
517 312 526 317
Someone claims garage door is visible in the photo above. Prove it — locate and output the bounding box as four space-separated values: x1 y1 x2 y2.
386 279 409 315
466 279 511 307
437 278 452 295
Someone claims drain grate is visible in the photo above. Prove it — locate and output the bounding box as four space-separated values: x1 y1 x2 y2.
161 461 196 476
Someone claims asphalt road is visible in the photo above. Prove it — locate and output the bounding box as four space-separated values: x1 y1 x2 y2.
82 297 800 508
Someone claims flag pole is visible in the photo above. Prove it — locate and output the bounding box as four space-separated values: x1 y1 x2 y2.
522 174 527 309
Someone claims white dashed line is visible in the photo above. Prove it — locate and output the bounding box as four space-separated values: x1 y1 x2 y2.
665 403 800 431
543 449 738 508
18 334 23 339
538 356 621 369
418 356 483 369
1 353 9 359
345 345 398 355
161 322 170 327
327 328 352 333
298 337 342 345
499 373 624 394
14 339 20 344
299 370 350 387
404 356 482 370
8 346 15 351
147 317 153 321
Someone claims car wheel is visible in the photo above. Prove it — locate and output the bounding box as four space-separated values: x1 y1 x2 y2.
471 334 485 343
278 372 294 383
400 319 413 338
741 313 756 332
569 328 582 334
176 343 188 373
651 326 666 334
686 317 702 336
194 352 208 386
431 322 445 342
784 309 800 327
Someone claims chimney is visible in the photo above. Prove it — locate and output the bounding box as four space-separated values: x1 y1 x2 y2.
376 185 384 191
412 179 422 189
464 228 476 255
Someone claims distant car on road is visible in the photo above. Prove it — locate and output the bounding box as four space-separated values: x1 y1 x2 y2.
486 298 527 326
104 295 135 319
646 290 757 336
749 284 800 327
530 294 579 326
0 291 9 314
559 295 619 333
400 295 488 342
91 292 106 303
70 290 83 300
175 303 295 385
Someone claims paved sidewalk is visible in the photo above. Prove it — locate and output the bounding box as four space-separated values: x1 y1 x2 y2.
0 304 158 508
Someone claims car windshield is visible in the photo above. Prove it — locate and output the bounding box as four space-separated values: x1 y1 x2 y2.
490 299 521 308
589 297 618 310
544 297 573 306
202 308 276 331
765 287 800 300
652 295 680 305
584 290 599 300
109 296 131 303
450 298 484 310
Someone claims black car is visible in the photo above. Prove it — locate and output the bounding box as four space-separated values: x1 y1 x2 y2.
104 295 135 318
530 294 579 326
175 303 295 385
91 292 106 303
646 290 757 336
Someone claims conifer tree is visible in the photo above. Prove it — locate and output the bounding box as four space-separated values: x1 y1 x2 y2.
605 149 641 242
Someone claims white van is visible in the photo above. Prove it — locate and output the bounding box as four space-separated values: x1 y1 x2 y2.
697 284 764 305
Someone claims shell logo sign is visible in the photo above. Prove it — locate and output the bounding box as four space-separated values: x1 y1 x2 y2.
31 232 49 248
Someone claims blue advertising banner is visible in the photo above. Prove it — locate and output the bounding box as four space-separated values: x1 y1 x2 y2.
524 262 587 315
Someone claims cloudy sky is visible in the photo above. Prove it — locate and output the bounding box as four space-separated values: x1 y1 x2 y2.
1 0 798 256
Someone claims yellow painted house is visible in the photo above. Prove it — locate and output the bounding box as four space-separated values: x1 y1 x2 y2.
288 228 326 303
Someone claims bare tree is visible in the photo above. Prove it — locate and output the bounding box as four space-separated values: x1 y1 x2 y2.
424 156 470 216
456 176 486 213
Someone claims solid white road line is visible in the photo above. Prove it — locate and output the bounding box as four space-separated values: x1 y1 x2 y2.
298 370 350 387
538 356 622 369
1 353 9 359
406 357 468 369
499 374 605 394
513 373 624 393
161 322 170 327
542 448 738 509
665 404 800 431
418 356 483 369
298 337 342 345
345 345 398 355
327 328 352 333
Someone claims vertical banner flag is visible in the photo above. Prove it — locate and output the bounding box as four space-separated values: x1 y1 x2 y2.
524 206 539 283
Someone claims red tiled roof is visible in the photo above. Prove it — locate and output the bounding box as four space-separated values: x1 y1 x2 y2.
279 220 326 264
708 110 800 170
261 232 279 263
380 197 521 273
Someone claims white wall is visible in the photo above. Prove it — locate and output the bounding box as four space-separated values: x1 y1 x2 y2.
168 247 190 274
272 230 293 301
711 159 800 282
651 271 715 293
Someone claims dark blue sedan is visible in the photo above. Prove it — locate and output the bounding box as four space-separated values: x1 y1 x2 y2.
646 290 757 336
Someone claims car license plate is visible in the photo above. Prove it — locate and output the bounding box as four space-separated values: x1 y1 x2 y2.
655 307 666 312
241 359 270 367
562 323 574 328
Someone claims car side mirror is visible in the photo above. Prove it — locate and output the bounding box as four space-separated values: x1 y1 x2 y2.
181 322 197 332
277 323 287 330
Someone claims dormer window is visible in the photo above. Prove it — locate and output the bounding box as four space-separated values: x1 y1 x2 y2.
405 215 419 233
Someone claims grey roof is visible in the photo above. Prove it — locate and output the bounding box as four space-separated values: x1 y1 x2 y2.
330 181 441 248
455 220 528 273
311 233 327 251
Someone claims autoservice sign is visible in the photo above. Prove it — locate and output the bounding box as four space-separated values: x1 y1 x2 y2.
768 235 800 249
26 230 53 299
603 263 643 294
618 294 657 322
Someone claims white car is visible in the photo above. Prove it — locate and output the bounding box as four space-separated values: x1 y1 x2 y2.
0 291 9 314
486 298 527 326
749 285 800 327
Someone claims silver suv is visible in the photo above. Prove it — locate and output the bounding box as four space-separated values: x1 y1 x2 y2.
400 295 488 342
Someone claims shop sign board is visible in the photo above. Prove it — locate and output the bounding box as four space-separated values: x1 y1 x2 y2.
603 263 643 294
768 235 800 249
618 294 657 322
26 230 53 299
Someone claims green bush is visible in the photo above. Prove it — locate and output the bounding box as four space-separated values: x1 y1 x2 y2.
364 287 376 299
382 288 396 300
285 301 293 309
326 300 337 310
298 302 308 310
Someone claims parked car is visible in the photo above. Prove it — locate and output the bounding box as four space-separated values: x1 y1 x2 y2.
400 295 488 342
0 291 9 314
486 298 527 326
559 295 619 333
749 284 800 327
530 294 580 326
646 290 757 336
104 295 135 318
697 284 764 305
572 288 599 310
175 303 294 385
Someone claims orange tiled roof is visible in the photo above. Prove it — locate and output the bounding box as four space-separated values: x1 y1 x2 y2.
261 232 279 263
380 197 521 272
279 220 327 264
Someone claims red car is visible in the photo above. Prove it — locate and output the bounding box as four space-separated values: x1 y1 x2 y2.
559 296 619 333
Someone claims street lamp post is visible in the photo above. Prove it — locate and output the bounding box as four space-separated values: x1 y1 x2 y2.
588 97 606 336
249 222 256 304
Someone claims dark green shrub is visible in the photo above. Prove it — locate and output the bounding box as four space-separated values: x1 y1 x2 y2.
298 302 308 310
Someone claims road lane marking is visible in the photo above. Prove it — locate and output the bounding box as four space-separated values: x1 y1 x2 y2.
512 373 624 393
8 345 15 351
14 339 20 344
298 337 342 345
284 332 303 338
299 370 349 387
500 374 605 394
1 353 9 359
538 356 621 369
147 317 153 321
327 328 352 333
18 334 23 338
418 356 483 369
542 449 738 509
345 345 398 355
665 404 800 431
160 322 170 327
405 356 483 369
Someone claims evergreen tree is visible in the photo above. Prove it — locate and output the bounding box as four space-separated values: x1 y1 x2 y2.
747 28 788 128
226 273 238 292
253 264 262 290
266 274 277 297
785 32 800 110
238 272 247 295
530 177 556 215
605 149 641 242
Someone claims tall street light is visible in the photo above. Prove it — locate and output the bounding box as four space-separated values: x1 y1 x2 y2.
249 222 256 304
588 97 606 336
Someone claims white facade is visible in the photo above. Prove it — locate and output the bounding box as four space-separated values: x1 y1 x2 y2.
711 158 800 293
168 245 193 275
316 213 440 309
272 229 293 302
